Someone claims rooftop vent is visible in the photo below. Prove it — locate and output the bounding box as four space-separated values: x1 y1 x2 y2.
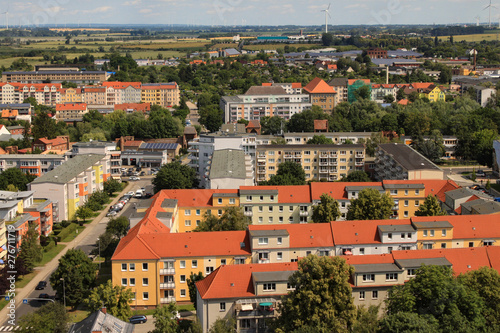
240 242 245 248
230 283 234 287
184 245 188 248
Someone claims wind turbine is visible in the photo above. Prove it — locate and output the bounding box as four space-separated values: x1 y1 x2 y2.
484 0 496 28
475 15 481 26
321 3 331 34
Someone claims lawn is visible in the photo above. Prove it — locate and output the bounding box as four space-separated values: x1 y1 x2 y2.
15 271 39 289
60 225 86 242
39 244 66 266
68 309 90 323
440 32 500 42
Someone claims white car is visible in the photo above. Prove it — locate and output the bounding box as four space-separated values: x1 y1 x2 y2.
127 191 135 196
106 210 117 217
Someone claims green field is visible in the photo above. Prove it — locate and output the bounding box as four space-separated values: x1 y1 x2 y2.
439 32 500 42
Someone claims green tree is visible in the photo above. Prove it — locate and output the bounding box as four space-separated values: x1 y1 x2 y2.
263 161 306 186
312 193 340 223
18 302 69 333
306 135 334 145
272 256 356 333
103 178 122 196
415 195 446 216
18 223 43 273
151 302 179 333
346 188 394 220
352 305 380 333
187 272 205 309
153 161 198 192
106 216 129 239
50 249 97 307
84 280 133 321
199 105 223 132
341 170 371 182
0 168 37 191
322 33 334 46
91 231 119 261
208 317 237 333
383 94 395 103
32 110 57 140
353 85 371 100
260 116 284 135
195 206 250 232
75 206 93 223
378 312 440 333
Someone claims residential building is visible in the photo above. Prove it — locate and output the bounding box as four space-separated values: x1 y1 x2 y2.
60 87 83 103
475 86 496 107
1 70 109 84
55 103 88 122
102 82 142 104
207 149 254 189
120 150 168 168
375 143 444 181
371 84 397 103
328 78 348 103
141 83 180 108
256 144 365 183
0 83 62 106
71 141 122 177
114 103 151 114
0 154 67 176
0 103 32 117
261 83 303 95
29 154 110 222
220 86 312 123
303 77 337 112
82 86 107 107
138 142 180 160
32 136 70 153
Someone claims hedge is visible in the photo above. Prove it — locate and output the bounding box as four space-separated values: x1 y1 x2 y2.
56 223 78 242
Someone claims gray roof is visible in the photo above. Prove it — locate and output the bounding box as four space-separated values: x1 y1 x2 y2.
10 213 32 229
257 144 364 149
240 189 279 196
378 144 441 171
3 70 105 75
139 142 179 150
378 225 416 233
411 221 453 229
395 257 451 269
252 271 294 283
0 201 19 209
353 263 403 273
31 154 105 185
460 198 488 211
213 192 238 198
383 183 425 190
249 229 289 237
244 86 287 96
372 58 419 66
210 150 247 180
446 188 474 200
346 186 384 192
328 78 348 86
73 141 116 148
225 48 241 56
468 201 500 214
161 198 178 209
221 95 242 103
68 310 135 333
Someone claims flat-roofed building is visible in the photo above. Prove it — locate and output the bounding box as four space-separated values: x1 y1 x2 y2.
207 149 254 189
141 83 180 108
1 70 109 84
0 154 67 176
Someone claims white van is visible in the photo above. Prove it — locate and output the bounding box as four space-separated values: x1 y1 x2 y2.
135 189 144 198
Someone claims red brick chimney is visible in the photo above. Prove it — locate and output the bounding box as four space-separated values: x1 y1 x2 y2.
101 307 107 314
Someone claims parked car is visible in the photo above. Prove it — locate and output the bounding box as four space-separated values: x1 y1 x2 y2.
135 190 143 199
38 293 55 301
140 171 145 176
476 170 486 177
129 315 147 324
35 281 47 290
106 210 117 217
127 191 135 196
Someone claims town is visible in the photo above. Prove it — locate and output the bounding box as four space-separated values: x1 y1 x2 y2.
0 6 499 333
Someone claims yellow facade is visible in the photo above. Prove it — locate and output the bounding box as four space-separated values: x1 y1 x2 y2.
385 187 426 219
414 222 454 250
61 88 83 103
92 165 104 186
421 86 445 102
67 198 79 220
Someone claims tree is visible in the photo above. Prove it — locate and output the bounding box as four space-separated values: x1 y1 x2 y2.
209 317 237 333
106 216 129 239
18 302 69 333
195 206 250 232
260 116 284 135
385 265 486 332
383 94 395 103
151 302 179 333
0 168 37 191
322 33 334 46
103 178 122 196
346 188 394 220
75 206 93 223
396 88 406 101
188 272 206 309
312 194 340 223
31 110 57 140
90 231 119 261
415 195 446 216
50 249 97 307
18 224 43 273
272 256 356 333
263 161 306 186
378 312 440 333
84 280 133 321
352 305 380 333
353 85 371 101
306 135 334 145
341 171 371 182
153 161 198 192
199 105 223 132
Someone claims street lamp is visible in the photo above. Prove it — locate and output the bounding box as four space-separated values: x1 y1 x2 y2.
60 278 66 308
97 237 101 270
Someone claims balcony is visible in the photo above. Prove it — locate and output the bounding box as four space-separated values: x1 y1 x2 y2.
160 268 175 275
160 282 175 289
356 152 365 158
355 162 364 166
160 297 176 304
299 211 309 217
244 211 253 217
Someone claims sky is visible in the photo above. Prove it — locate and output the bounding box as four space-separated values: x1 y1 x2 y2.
3 0 497 27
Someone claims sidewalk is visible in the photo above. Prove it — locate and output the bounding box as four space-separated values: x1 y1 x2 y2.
0 182 134 322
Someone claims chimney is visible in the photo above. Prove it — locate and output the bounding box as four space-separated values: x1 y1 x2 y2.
120 136 124 151
101 307 107 314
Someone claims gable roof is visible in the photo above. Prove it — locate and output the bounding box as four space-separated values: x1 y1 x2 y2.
331 219 411 245
31 154 104 185
303 77 336 94
68 309 135 333
249 223 334 249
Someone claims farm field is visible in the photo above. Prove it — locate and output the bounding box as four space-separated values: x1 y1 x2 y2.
440 32 500 42
243 43 318 50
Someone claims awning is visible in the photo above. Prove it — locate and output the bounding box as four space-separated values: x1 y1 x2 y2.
241 304 253 311
259 302 273 307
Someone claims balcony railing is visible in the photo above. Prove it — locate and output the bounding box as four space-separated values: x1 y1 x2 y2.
244 211 253 217
299 211 309 217
160 268 175 275
160 297 176 304
160 282 175 289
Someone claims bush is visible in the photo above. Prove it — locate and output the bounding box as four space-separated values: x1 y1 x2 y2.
61 220 71 228
43 240 56 253
56 223 78 242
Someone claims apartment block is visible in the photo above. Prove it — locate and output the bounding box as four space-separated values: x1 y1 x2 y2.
303 77 337 112
0 83 62 106
102 82 142 105
0 154 67 176
207 149 254 189
375 143 444 181
71 141 122 177
256 144 365 183
29 154 110 222
371 84 397 103
328 78 348 103
81 86 107 107
55 103 89 122
60 88 83 104
1 70 109 84
220 86 312 123
141 83 180 108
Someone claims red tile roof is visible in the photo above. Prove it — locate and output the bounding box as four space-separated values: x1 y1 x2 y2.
310 182 382 200
331 219 411 245
304 77 336 94
344 253 395 265
102 82 142 89
486 246 500 271
314 119 328 130
348 79 371 85
114 103 151 113
412 215 500 240
55 103 87 111
123 140 143 147
397 99 409 105
291 83 302 89
249 223 334 249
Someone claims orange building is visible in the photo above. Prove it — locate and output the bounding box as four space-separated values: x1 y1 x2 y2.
303 77 337 112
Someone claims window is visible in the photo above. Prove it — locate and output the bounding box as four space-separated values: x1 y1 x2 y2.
263 283 276 291
484 240 494 246
180 289 186 297
359 248 365 255
430 230 435 237
404 200 409 207
185 220 191 227
469 242 474 247
121 263 127 271
246 195 252 201
180 260 186 268
404 190 409 196
258 237 268 245
240 319 251 329
229 198 235 205
279 216 283 223
441 243 446 249
259 252 269 261
362 274 375 282
289 206 293 212
415 200 420 206
277 237 282 244
359 291 365 300
206 267 214 275
129 263 135 271
442 229 447 237
404 211 409 218
235 258 245 264
180 275 186 283
407 269 416 277
219 302 226 312
407 233 412 239
196 220 200 226
268 206 273 212
143 292 149 300
268 217 273 223
185 209 191 216
390 189 397 195
132 292 136 300
192 260 198 268
218 198 222 204
260 196 264 201
386 273 398 281
196 209 201 215
423 230 428 237
287 282 295 290
388 246 393 253
143 278 148 286
289 216 294 222
258 217 263 223
121 278 127 286
277 252 283 260
388 233 392 240
279 206 283 212
129 278 135 286
415 190 420 195
341 202 346 208
319 250 330 256
423 243 433 250
401 233 405 239
372 290 378 299
142 263 148 271
258 206 263 212
270 195 275 201
218 209 222 216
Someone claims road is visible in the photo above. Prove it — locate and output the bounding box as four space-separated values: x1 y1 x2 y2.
0 176 152 329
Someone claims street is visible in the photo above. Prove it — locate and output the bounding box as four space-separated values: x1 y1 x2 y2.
0 176 152 330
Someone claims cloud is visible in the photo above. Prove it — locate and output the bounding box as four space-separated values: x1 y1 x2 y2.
84 6 112 14
124 0 141 5
139 8 153 13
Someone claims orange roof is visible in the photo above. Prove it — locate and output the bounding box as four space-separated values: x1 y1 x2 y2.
161 189 238 208
246 120 261 129
303 77 336 94
310 182 382 200
314 119 328 130
249 223 334 249
486 246 500 271
291 83 302 89
382 179 460 203
36 137 67 146
55 103 87 111
262 83 272 86
239 185 312 204
114 103 151 112
397 99 409 105
196 262 298 300
0 147 6 155
102 82 142 89
348 79 371 85
123 140 143 147
83 87 106 93
410 82 434 90
412 214 500 240
331 219 411 245
1 109 18 118
327 64 337 70
345 253 395 266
